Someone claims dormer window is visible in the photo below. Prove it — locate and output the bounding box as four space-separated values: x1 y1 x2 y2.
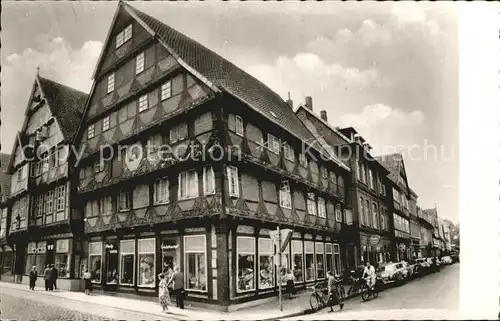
116 24 132 49
235 116 244 136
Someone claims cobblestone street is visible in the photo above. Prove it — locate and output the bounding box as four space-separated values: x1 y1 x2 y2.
0 287 164 321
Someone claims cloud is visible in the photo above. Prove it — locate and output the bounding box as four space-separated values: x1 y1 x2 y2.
338 103 425 155
2 37 102 151
246 53 387 107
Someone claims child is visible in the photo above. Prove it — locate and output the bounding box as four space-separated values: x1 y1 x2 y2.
158 273 170 312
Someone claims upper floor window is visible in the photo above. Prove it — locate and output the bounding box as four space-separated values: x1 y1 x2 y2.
17 167 24 181
279 181 291 209
330 173 338 193
227 166 239 197
107 73 115 94
360 163 366 184
45 190 54 214
359 197 364 225
116 24 132 48
102 116 110 132
393 188 399 202
178 170 198 200
235 116 244 136
368 170 374 189
56 185 66 212
118 190 130 211
317 198 326 218
161 81 172 101
153 177 170 205
335 204 342 222
372 204 378 229
87 124 95 139
169 123 188 144
321 167 328 179
203 166 215 195
356 162 361 180
338 176 345 198
136 51 145 75
284 142 294 162
299 153 308 167
138 94 149 112
42 157 49 173
306 193 316 216
98 196 112 215
267 134 280 154
365 199 370 226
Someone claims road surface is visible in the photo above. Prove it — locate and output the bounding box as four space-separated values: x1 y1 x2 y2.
0 287 163 321
285 262 460 320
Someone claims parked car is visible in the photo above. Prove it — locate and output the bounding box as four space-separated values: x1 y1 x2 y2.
449 251 460 263
401 261 415 278
441 256 453 265
427 257 441 272
414 258 431 275
377 262 406 285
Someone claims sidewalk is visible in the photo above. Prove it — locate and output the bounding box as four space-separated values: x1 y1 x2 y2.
0 281 354 320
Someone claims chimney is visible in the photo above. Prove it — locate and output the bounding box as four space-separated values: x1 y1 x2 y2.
320 110 328 122
286 92 293 109
305 96 313 111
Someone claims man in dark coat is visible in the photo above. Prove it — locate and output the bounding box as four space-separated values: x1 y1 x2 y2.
43 265 51 291
167 266 185 309
51 264 58 290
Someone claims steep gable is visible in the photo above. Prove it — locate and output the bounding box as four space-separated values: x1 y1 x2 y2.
375 153 410 193
121 2 317 145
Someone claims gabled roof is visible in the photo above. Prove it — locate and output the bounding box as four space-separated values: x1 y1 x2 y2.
7 75 88 171
120 2 317 145
375 153 404 183
37 76 88 142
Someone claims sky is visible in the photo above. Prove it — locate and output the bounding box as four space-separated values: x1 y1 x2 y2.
1 1 458 223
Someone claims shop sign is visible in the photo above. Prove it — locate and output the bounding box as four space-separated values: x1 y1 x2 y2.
46 244 54 251
161 244 179 250
369 235 380 245
105 243 118 254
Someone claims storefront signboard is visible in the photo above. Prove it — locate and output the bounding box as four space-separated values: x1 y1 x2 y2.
369 235 380 245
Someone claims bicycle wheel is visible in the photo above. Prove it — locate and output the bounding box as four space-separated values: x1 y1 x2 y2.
309 293 321 311
373 286 379 299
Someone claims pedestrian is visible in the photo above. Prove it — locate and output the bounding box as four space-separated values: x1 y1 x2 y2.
284 269 295 299
29 266 38 290
167 266 185 309
51 264 58 290
158 273 170 312
83 269 92 295
326 271 344 312
43 265 51 291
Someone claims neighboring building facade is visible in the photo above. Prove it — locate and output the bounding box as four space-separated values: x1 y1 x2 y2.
5 74 88 289
296 108 394 269
0 153 12 279
408 189 420 260
424 207 443 256
376 153 413 262
417 206 434 258
72 2 351 308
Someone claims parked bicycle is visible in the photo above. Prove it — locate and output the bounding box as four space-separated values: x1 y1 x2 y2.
308 283 329 312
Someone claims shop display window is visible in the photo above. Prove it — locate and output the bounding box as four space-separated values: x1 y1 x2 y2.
89 242 102 283
138 238 155 288
236 236 255 292
291 240 304 283
119 240 135 285
161 236 181 280
184 235 207 291
258 238 274 289
304 241 314 281
315 242 325 279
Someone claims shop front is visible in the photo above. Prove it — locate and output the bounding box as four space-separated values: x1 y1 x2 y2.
359 234 392 268
0 245 14 280
23 238 80 290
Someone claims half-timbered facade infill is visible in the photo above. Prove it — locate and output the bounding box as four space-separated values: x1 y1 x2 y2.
375 153 414 261
0 153 12 280
296 107 393 270
73 2 351 308
6 74 88 289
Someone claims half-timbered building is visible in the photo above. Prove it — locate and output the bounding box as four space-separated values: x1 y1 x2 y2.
0 153 12 280
376 153 414 261
5 74 88 289
295 109 394 269
73 2 351 308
